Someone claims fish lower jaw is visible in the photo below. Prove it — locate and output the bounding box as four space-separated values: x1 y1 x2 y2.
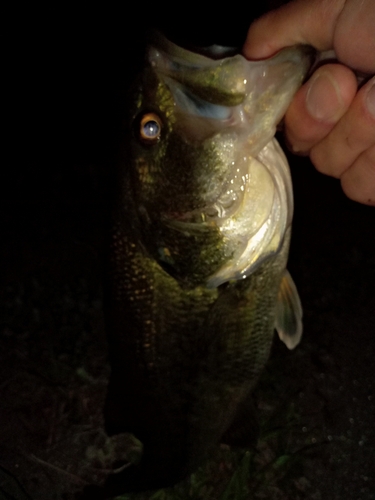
206 224 283 288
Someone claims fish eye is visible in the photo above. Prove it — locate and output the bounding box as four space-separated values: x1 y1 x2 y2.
139 112 162 144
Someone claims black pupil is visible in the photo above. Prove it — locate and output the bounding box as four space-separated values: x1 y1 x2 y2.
143 120 159 138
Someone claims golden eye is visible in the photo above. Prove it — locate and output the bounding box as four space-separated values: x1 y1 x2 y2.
139 112 162 143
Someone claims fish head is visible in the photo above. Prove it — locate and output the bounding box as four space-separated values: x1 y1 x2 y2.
126 33 314 287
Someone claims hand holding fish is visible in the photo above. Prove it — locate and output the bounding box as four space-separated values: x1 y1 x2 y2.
243 0 375 205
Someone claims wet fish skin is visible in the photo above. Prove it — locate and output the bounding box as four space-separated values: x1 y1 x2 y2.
99 34 312 494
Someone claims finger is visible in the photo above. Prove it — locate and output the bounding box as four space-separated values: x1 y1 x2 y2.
334 0 375 73
310 77 375 177
243 0 342 59
284 64 358 154
340 143 375 205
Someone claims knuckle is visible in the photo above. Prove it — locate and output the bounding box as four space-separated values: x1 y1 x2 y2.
309 144 340 177
362 145 375 176
341 147 375 205
344 131 362 154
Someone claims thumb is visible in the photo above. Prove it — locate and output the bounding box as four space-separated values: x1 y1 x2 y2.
243 0 342 59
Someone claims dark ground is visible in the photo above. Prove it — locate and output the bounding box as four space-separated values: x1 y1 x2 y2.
2 19 375 500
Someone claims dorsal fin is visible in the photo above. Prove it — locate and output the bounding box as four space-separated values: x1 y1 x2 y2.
275 270 303 350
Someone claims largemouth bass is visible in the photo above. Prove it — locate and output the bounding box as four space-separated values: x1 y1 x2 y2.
99 33 313 496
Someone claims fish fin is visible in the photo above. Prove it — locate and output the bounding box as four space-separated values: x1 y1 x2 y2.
275 270 303 350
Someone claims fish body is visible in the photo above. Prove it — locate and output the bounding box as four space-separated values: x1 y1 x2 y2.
101 34 312 495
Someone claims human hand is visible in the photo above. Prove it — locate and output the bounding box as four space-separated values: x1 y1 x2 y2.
243 0 375 205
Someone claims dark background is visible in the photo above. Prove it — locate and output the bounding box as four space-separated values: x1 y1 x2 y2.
1 5 375 499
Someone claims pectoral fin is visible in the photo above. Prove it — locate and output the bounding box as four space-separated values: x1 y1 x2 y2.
275 270 303 350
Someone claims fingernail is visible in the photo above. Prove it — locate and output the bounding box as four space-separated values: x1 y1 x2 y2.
306 72 344 122
366 78 375 118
